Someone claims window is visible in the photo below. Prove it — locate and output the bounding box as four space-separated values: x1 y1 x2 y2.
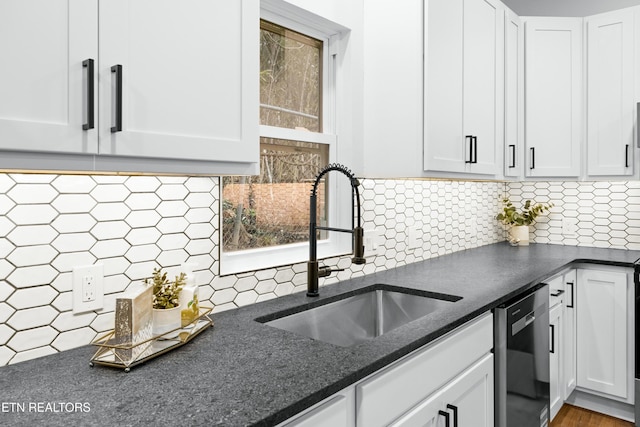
221 14 344 275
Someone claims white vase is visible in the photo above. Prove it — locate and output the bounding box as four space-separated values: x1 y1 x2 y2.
152 306 182 338
510 225 530 246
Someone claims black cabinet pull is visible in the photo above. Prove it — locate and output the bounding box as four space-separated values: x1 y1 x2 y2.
530 147 535 169
550 324 555 353
446 404 459 427
508 144 516 168
625 144 630 168
111 64 123 133
566 281 574 308
472 136 478 164
438 410 450 427
465 135 473 164
550 290 565 297
82 59 95 130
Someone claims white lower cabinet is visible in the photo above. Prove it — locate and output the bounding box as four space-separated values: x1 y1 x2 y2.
544 266 633 423
576 268 631 400
282 391 355 427
281 313 494 427
390 354 493 427
562 270 577 400
549 301 563 421
356 313 493 427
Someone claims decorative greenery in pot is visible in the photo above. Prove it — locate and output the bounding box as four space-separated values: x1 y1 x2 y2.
144 268 186 309
496 198 554 226
496 198 553 246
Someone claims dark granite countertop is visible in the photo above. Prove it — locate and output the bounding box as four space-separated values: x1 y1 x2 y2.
1 242 639 426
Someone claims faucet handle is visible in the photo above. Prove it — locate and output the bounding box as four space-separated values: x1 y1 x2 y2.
318 265 345 278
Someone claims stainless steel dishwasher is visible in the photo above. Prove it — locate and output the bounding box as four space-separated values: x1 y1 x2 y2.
495 284 550 427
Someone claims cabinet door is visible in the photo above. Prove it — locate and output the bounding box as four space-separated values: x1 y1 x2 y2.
576 269 628 399
0 0 98 154
463 0 502 175
98 0 258 165
391 354 494 427
562 270 577 400
282 395 351 427
425 0 465 173
503 9 523 178
425 0 501 175
586 8 635 176
549 302 563 421
524 18 582 178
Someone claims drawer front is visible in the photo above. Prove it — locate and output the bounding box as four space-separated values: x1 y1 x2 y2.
356 313 493 427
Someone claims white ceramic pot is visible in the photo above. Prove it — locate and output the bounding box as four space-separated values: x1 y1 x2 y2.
152 306 182 338
510 225 530 246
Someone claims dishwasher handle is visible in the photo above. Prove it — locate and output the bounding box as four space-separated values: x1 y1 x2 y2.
511 311 536 336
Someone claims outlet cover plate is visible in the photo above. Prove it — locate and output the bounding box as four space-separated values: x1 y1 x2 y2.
562 217 578 237
72 264 104 314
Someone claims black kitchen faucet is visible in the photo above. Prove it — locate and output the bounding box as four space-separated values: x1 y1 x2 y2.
307 163 366 297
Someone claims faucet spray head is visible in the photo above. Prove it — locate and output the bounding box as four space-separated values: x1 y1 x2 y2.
352 226 366 265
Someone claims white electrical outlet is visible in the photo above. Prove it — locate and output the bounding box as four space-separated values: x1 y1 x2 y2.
73 264 104 314
562 218 578 237
82 274 96 302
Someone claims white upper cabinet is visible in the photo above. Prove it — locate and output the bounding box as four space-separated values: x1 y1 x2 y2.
98 0 258 168
0 0 259 174
524 18 582 178
0 0 98 155
503 9 523 178
425 0 503 176
361 0 424 178
586 8 635 177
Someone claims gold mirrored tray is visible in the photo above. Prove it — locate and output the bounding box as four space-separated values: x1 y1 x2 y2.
89 306 213 372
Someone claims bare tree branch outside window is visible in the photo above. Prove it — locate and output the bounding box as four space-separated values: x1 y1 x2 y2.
222 21 328 252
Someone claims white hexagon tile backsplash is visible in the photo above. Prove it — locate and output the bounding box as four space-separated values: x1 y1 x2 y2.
3 173 638 366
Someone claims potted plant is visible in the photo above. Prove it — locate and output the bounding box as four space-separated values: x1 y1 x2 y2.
144 268 186 337
496 198 553 246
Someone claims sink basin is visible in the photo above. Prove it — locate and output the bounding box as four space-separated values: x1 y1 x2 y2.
257 285 461 347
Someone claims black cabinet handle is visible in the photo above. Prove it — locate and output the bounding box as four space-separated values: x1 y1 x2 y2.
111 64 123 133
530 147 535 170
550 290 565 297
438 410 450 427
508 144 516 168
550 324 555 353
625 144 630 168
566 281 574 308
82 59 95 130
446 404 459 427
465 135 473 164
472 136 478 164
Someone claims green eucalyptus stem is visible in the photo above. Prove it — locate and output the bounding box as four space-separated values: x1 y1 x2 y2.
496 198 553 226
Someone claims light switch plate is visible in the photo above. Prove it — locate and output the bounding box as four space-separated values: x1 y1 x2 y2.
407 227 421 250
364 228 384 257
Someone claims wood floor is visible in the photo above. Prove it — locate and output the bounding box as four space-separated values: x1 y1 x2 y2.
551 404 634 427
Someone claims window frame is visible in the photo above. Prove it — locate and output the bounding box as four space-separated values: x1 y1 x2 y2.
220 5 351 275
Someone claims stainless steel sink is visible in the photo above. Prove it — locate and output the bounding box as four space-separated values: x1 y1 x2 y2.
259 286 461 347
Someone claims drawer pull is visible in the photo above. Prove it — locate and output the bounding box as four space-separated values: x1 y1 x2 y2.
566 281 574 308
111 64 123 133
438 410 450 427
447 404 459 427
82 59 95 130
